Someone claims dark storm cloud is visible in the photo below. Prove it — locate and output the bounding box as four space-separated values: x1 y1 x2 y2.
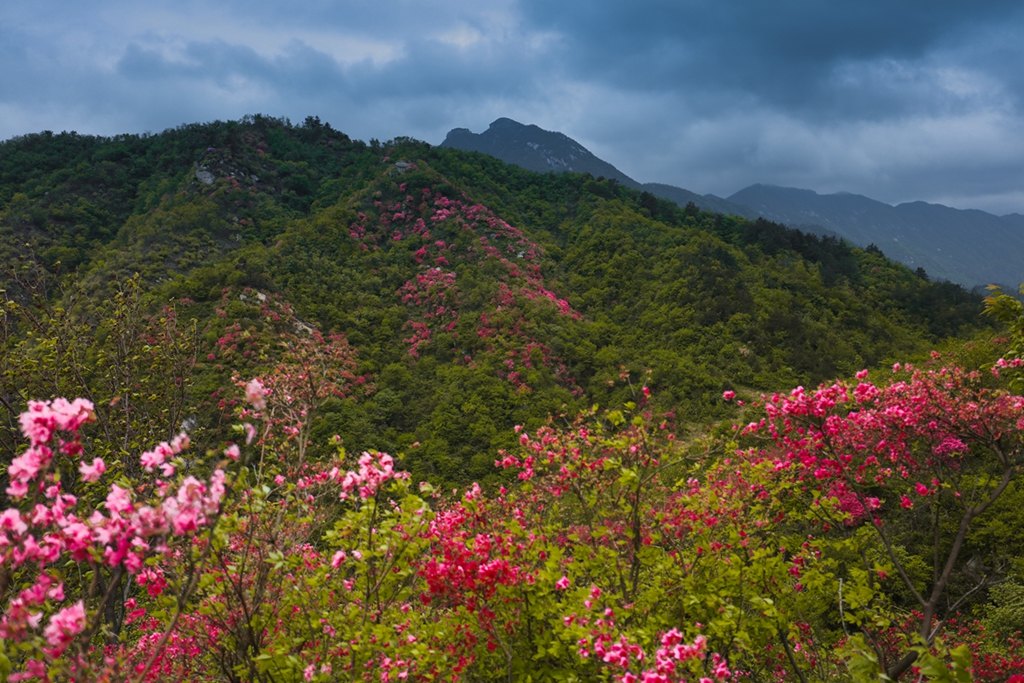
116 39 347 96
1 0 1023 213
0 1 540 137
502 0 1024 212
105 25 547 141
517 0 1024 115
353 45 544 102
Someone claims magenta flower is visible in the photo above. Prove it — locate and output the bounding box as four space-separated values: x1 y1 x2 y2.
0 508 28 535
104 485 133 515
42 601 86 657
78 457 106 483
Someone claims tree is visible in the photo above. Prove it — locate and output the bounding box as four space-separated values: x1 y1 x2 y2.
743 364 1024 678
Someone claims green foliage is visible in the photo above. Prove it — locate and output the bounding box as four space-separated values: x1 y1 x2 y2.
1 116 993 487
0 275 201 474
983 579 1024 636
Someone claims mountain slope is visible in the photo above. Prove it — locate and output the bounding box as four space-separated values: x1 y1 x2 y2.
442 118 1024 290
1 117 990 483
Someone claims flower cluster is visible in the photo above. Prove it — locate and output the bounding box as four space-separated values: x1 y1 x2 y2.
336 451 409 500
1 398 229 678
6 354 1022 681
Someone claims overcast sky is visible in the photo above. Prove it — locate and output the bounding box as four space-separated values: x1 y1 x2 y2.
3 1 1023 214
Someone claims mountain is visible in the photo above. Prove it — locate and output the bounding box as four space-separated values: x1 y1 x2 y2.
441 118 746 216
728 184 1024 289
442 118 1024 290
442 117 640 187
1 116 988 483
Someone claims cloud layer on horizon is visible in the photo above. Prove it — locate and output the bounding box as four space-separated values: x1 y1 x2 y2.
2 1 1023 214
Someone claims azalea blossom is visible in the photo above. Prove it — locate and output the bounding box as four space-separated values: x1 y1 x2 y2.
42 601 86 657
245 378 268 410
78 457 106 482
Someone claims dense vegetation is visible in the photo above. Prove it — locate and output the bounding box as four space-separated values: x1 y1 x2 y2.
0 116 984 483
2 116 1021 681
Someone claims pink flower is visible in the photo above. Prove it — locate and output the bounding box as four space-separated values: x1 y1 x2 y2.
245 378 268 410
50 398 95 431
0 509 28 535
555 575 570 590
105 484 133 515
6 479 29 499
8 447 50 487
42 601 86 657
171 432 190 451
19 401 56 445
19 399 94 447
78 457 106 482
140 447 167 472
722 390 736 401
711 653 732 679
464 482 482 501
224 444 240 461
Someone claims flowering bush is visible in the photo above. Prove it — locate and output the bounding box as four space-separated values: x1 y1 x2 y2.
1 397 228 680
5 358 1024 680
741 363 1024 678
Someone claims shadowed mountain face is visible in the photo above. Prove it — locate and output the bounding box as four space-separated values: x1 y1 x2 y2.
443 118 1024 290
442 118 640 186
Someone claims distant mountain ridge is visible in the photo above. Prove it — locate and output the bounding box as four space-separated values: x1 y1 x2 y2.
727 184 1024 289
441 118 748 217
441 118 1024 289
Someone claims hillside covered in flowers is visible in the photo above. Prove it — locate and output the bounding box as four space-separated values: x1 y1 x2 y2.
2 116 1022 680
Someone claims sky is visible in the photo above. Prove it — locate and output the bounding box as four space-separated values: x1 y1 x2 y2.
3 1 1024 214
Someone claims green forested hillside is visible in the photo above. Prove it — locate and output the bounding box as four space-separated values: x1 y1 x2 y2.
5 116 1024 683
0 116 987 483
